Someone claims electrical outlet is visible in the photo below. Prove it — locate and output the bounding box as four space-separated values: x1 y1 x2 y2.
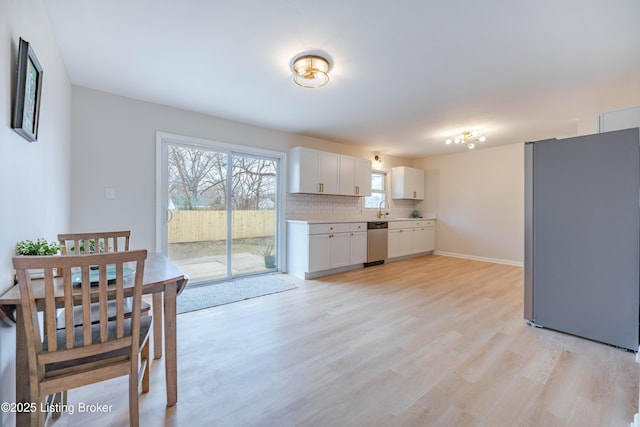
105 187 115 199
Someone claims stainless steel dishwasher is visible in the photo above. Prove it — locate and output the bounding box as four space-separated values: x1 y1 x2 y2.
365 221 388 266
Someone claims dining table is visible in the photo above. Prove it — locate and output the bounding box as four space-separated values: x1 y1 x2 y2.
0 252 188 426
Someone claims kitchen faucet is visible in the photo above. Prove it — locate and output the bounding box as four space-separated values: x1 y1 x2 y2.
377 199 389 219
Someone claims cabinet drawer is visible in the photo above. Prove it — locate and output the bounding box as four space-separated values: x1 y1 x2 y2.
309 223 350 234
389 221 411 230
423 220 435 227
349 222 367 232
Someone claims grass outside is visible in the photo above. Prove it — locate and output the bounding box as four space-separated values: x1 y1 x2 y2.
168 236 275 260
168 237 277 283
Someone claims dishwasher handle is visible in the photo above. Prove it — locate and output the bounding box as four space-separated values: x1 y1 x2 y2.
367 221 388 229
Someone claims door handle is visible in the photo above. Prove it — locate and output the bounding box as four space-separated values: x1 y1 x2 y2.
167 209 174 223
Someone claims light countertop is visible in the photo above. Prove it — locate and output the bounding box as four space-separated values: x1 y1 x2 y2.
287 217 436 224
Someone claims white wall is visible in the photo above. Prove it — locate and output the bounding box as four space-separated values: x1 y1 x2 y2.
70 86 413 250
413 143 524 265
0 1 71 425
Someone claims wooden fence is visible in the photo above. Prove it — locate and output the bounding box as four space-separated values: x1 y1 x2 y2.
168 210 276 243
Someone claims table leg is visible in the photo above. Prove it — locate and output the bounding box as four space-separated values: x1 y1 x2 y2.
152 293 163 359
164 283 177 406
14 306 32 426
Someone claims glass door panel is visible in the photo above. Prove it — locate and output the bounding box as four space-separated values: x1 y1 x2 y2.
166 144 229 283
231 154 278 275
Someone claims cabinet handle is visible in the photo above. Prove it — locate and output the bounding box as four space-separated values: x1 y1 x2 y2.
413 191 416 198
319 183 324 192
355 186 359 195
330 227 334 230
400 229 403 232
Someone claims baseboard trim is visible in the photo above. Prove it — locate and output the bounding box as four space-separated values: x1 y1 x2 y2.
303 264 363 279
434 251 524 267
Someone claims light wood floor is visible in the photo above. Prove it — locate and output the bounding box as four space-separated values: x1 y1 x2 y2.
45 255 638 427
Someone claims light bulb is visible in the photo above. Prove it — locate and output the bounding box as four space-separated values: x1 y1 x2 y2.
479 136 486 142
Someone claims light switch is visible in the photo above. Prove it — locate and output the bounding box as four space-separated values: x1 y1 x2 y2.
105 187 115 199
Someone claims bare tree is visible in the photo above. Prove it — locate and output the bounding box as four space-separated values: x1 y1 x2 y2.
168 146 276 211
232 156 276 210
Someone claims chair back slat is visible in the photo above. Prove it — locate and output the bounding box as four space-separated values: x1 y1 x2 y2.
116 262 125 338
43 267 57 351
62 273 74 348
81 265 92 345
98 266 109 342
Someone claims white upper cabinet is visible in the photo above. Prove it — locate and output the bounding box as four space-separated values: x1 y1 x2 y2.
288 147 339 194
390 166 424 200
354 157 372 196
288 147 371 196
599 106 640 133
339 155 372 196
317 151 340 194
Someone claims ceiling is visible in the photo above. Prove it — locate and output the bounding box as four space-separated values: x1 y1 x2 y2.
42 0 640 158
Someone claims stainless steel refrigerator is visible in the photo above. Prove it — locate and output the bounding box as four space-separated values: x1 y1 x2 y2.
524 128 640 351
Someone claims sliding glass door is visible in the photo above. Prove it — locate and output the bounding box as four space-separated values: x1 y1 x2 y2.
157 134 281 285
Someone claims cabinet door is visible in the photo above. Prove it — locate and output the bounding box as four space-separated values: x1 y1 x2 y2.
407 168 425 199
424 227 435 252
329 233 350 268
339 156 356 196
400 228 413 256
349 231 367 264
354 157 372 196
296 148 320 193
388 229 406 258
318 152 339 194
309 234 331 272
412 227 431 253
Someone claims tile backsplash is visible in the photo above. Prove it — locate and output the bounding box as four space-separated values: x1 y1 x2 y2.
286 193 417 220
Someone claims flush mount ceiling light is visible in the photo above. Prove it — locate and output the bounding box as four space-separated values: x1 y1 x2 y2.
445 130 487 150
292 54 330 88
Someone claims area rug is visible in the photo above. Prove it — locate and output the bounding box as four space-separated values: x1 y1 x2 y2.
176 275 296 314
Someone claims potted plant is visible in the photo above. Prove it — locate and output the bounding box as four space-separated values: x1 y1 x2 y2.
16 238 60 256
15 238 61 281
263 243 276 269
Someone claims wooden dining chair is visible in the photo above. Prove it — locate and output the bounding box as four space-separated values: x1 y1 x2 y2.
13 250 151 427
56 231 151 328
58 230 132 255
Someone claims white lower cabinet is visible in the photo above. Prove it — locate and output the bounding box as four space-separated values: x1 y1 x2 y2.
308 234 332 272
388 228 412 258
328 232 350 269
388 220 436 259
349 231 368 264
287 221 367 279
